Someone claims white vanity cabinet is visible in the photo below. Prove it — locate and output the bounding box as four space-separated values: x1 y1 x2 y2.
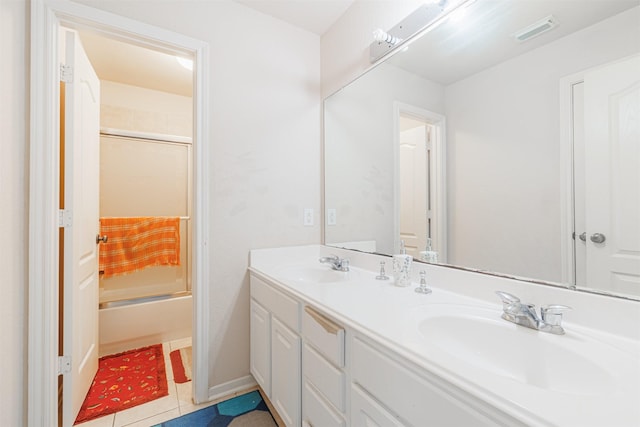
250 275 301 427
250 268 524 427
351 334 526 427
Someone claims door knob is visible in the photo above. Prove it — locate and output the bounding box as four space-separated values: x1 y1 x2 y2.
590 233 606 244
578 232 586 242
96 234 108 244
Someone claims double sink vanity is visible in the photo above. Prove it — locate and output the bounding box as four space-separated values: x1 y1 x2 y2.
249 245 640 427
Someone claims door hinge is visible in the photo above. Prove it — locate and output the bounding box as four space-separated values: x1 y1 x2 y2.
60 64 73 83
59 209 72 228
58 355 71 375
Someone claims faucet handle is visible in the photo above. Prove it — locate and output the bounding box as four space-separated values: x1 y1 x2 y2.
495 291 520 311
541 305 572 327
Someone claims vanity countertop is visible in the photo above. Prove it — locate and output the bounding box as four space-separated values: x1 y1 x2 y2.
249 245 640 427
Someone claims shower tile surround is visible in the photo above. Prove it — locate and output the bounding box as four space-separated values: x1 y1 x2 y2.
100 81 193 137
249 245 640 426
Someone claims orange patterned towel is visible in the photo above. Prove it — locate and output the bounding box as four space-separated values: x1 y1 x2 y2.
99 217 181 279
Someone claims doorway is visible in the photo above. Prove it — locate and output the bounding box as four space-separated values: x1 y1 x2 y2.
393 103 447 262
29 1 210 425
58 28 195 425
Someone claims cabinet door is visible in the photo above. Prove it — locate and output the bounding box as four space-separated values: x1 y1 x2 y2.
250 299 271 396
272 317 301 427
351 385 406 427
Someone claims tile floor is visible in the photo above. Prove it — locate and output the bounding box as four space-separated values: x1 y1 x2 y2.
75 337 227 427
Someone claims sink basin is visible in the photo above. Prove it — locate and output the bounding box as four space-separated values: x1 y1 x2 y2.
274 264 361 284
416 305 623 396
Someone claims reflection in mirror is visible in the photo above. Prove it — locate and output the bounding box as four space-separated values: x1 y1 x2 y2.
324 0 640 299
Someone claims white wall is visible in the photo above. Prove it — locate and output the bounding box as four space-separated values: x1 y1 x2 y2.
444 7 640 282
0 0 27 424
324 63 444 254
72 0 322 394
6 0 321 416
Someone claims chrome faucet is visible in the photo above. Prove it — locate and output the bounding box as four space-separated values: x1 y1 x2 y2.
495 291 571 335
319 255 350 272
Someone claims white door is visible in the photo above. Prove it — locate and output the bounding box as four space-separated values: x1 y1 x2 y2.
584 55 640 296
62 29 101 427
399 121 429 258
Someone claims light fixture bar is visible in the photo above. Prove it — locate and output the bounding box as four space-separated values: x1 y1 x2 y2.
368 0 474 63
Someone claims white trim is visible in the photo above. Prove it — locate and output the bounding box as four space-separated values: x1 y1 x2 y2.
29 1 211 424
392 102 447 261
559 72 584 288
208 375 258 401
100 127 192 144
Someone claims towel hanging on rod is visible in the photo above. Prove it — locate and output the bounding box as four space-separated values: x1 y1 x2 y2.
98 217 181 279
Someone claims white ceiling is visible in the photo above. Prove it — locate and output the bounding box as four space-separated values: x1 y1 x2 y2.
387 0 639 85
79 0 354 98
78 31 194 97
78 0 639 100
234 0 355 35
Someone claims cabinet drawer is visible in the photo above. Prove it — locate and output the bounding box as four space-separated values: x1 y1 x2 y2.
302 305 345 367
303 343 345 412
303 380 345 427
251 275 300 332
351 384 405 427
352 336 512 427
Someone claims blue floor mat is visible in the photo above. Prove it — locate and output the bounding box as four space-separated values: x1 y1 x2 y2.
154 390 276 427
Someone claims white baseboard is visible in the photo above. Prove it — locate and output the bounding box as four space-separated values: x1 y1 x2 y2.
207 375 257 402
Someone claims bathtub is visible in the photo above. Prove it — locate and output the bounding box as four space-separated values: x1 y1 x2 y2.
98 294 192 356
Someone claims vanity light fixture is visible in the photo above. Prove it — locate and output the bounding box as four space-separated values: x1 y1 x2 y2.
373 28 402 46
369 0 475 63
175 56 193 71
513 15 558 42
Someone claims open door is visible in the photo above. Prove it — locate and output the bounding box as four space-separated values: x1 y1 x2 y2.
584 55 640 296
399 119 429 258
61 29 101 427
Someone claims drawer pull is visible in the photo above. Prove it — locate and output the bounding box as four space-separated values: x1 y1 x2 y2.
305 306 341 335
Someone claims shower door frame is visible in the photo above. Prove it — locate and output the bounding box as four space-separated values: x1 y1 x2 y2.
28 0 211 425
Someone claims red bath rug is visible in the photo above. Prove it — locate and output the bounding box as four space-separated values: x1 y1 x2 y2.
169 346 192 384
74 344 168 424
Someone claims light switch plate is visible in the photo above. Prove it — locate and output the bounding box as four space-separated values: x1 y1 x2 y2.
304 208 314 226
327 208 336 226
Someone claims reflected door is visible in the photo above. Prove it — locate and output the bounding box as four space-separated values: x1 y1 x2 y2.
399 120 429 257
583 55 640 295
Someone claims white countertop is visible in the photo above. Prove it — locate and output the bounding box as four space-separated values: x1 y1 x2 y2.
249 245 640 427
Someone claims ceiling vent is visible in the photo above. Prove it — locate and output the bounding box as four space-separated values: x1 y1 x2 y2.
513 15 558 42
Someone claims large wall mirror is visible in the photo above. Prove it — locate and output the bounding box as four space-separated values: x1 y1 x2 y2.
324 0 640 300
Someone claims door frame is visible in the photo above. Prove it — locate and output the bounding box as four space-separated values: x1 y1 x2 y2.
393 102 447 261
28 1 210 425
559 71 585 288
